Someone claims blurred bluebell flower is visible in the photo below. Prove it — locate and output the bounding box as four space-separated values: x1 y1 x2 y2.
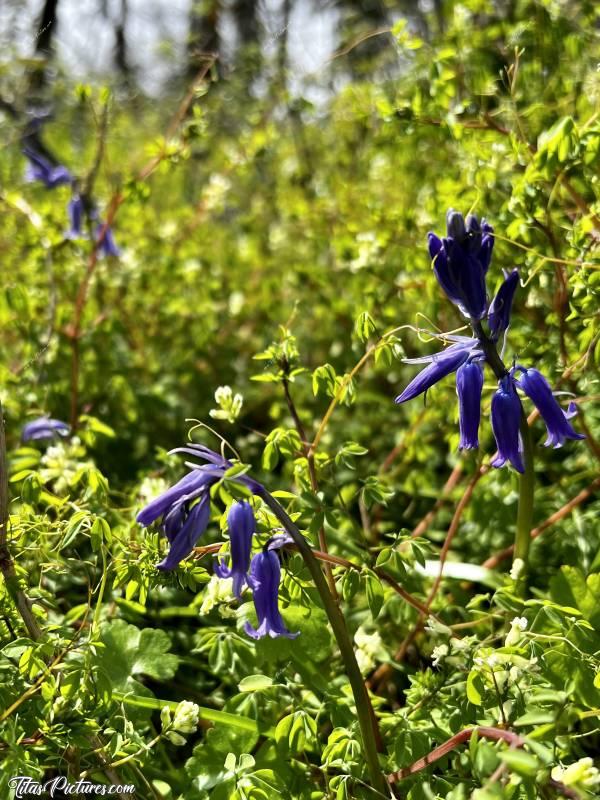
488 269 519 340
491 377 524 473
22 417 70 442
394 338 480 404
456 361 484 450
96 223 121 257
23 146 72 189
244 550 299 640
428 209 493 320
214 500 256 597
516 368 585 448
67 194 85 239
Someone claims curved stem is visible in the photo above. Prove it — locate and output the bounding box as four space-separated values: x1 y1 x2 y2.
514 409 535 595
255 486 391 798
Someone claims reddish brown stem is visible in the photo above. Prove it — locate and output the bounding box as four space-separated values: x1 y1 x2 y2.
410 460 464 539
483 477 600 570
387 726 525 783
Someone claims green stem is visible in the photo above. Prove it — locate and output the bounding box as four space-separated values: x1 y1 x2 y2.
112 691 274 736
0 401 43 641
255 486 391 798
514 409 535 595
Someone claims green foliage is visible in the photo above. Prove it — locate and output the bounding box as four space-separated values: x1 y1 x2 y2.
0 1 599 799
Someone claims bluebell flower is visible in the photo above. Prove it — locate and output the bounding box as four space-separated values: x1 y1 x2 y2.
66 194 85 239
96 223 121 257
244 550 299 640
515 368 585 448
428 209 493 319
137 445 261 571
138 467 218 571
488 269 519 340
456 361 484 450
395 210 584 471
395 339 480 404
23 146 72 189
214 501 256 597
490 377 524 473
22 417 70 442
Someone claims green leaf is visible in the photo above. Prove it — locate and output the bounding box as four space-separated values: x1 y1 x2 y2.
97 620 179 697
499 749 539 777
466 671 485 706
364 569 384 619
354 311 376 343
238 674 273 693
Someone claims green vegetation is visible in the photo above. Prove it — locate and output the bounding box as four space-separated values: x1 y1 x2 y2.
0 1 599 798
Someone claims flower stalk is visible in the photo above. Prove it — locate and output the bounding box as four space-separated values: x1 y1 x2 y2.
254 485 391 798
514 410 535 595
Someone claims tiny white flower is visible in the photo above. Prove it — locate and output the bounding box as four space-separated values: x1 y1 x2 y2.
431 644 449 667
172 700 200 733
424 616 452 637
354 626 383 674
551 758 600 789
505 616 528 647
199 574 236 616
510 558 525 581
209 385 244 424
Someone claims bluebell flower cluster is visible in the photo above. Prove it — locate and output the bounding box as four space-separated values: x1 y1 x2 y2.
395 209 584 472
22 417 70 442
23 146 72 188
137 445 298 639
22 134 120 256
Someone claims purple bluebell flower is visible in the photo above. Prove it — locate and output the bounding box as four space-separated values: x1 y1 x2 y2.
456 361 484 450
22 417 70 442
66 194 85 239
396 209 584 470
23 146 72 189
491 377 524 473
244 550 299 640
96 223 121 257
138 466 218 571
515 368 585 448
428 210 493 320
395 339 479 405
137 445 262 571
214 501 256 597
488 270 519 340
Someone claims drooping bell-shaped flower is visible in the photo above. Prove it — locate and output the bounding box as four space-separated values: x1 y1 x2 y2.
428 210 493 320
214 501 256 597
137 445 262 571
66 194 85 239
23 146 72 189
244 550 299 640
157 494 211 571
395 339 478 405
96 223 121 257
22 417 70 442
488 269 519 340
490 376 524 473
456 361 484 450
516 368 585 448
